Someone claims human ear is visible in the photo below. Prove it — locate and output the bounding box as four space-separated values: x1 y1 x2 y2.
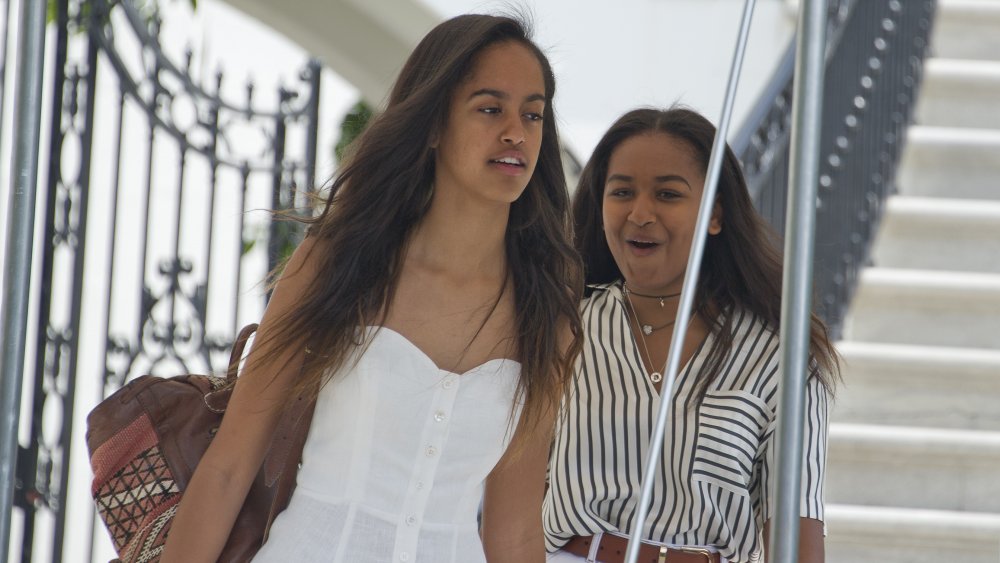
708 200 723 235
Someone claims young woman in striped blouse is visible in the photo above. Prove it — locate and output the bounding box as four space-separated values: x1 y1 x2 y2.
543 107 839 563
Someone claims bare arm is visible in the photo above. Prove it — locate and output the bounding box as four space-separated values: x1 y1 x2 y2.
161 237 321 563
480 409 555 563
762 517 825 563
758 373 829 563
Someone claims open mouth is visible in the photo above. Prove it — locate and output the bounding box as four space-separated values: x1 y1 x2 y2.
490 156 525 167
628 239 658 250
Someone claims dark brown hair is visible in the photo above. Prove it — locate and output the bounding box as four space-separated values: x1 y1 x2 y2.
573 107 838 395
256 14 583 435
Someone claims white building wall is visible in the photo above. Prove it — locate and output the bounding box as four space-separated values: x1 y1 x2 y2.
421 0 796 160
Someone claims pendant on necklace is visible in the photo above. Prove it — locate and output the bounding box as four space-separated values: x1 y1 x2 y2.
650 372 663 383
642 324 653 335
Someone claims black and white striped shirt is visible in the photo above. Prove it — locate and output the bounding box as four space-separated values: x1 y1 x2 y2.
543 282 829 563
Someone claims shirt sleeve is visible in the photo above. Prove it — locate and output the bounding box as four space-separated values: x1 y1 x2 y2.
755 371 830 529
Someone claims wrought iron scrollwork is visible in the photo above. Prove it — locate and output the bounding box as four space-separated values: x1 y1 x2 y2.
83 0 320 382
15 0 322 560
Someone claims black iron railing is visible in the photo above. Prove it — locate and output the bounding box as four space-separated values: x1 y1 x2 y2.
733 0 936 338
9 0 321 560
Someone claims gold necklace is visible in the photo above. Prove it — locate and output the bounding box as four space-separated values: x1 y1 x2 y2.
624 288 665 383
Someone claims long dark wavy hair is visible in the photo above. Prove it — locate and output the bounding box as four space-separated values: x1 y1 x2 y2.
573 107 838 395
254 14 583 436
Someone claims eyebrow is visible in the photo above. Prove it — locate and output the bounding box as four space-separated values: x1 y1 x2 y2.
469 88 546 104
606 173 692 188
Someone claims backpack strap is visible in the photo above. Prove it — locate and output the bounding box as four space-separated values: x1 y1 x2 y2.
260 346 318 540
263 389 315 488
224 323 317 541
227 323 259 383
263 391 316 539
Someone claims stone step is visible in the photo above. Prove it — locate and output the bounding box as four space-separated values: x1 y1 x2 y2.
897 126 1000 201
827 424 1000 512
917 58 1000 129
933 0 1000 61
827 4 1000 558
833 341 1000 430
871 196 1000 273
843 268 1000 350
826 504 1000 562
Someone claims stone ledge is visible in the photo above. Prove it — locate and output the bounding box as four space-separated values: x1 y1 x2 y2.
827 503 1000 538
833 341 1000 431
907 125 1000 146
857 268 1000 304
837 340 1000 377
919 59 1000 128
884 196 1000 227
926 58 1000 82
898 126 1000 199
830 423 1000 464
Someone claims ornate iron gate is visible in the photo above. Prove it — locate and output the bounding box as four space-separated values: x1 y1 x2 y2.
9 0 320 560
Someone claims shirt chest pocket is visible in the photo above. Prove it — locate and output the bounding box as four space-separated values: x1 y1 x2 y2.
691 390 769 495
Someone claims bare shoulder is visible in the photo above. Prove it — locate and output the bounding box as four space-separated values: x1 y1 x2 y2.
240 235 326 389
199 235 326 476
276 234 325 288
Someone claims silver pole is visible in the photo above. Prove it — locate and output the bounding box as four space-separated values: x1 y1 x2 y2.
770 0 826 560
1 0 48 558
624 1 756 561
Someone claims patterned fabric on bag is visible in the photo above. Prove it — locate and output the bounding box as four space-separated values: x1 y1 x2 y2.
90 411 183 561
90 367 235 561
86 322 320 563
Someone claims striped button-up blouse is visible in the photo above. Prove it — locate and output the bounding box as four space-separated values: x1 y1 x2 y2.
543 282 829 563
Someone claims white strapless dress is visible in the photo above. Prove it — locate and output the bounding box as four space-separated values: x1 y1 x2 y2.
253 327 522 563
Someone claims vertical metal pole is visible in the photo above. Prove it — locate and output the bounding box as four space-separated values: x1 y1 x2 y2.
770 0 826 561
304 59 321 199
268 91 288 275
623 1 756 561
1 0 48 558
0 0 15 139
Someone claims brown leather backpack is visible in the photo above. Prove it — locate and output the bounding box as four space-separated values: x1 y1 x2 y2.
86 324 315 562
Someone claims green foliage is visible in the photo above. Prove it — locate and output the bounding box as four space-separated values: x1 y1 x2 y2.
272 219 301 265
241 220 301 268
241 234 257 257
245 99 373 265
334 100 375 164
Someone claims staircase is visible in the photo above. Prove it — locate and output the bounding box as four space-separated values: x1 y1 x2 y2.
825 1 1000 561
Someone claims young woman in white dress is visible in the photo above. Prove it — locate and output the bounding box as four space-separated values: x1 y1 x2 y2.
162 14 582 563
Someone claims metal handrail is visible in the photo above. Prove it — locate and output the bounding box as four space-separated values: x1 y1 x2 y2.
0 0 48 556
772 0 827 558
625 1 758 561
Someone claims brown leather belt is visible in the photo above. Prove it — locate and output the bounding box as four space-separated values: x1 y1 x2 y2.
562 534 720 563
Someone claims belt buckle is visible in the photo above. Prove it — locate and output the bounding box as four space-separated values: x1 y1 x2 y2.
678 547 715 563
